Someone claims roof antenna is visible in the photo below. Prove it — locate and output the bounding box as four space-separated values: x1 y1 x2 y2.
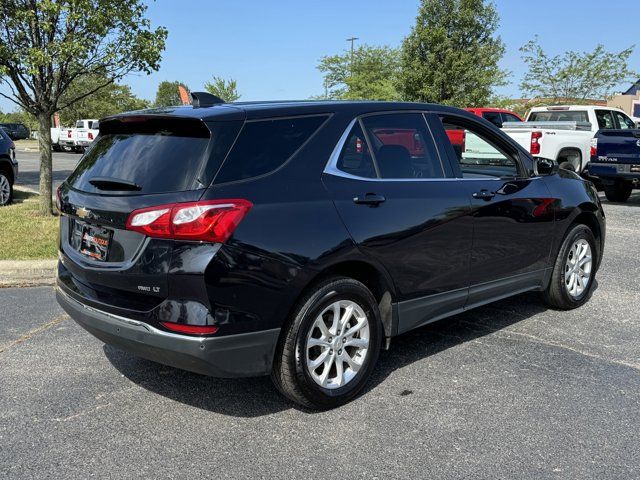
191 91 225 108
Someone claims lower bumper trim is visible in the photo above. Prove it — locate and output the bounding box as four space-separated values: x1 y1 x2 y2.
56 287 280 378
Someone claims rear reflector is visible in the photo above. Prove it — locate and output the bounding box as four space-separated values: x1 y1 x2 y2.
126 199 252 243
160 322 218 335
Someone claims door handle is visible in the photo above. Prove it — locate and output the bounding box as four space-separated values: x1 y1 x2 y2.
353 193 386 206
472 190 495 201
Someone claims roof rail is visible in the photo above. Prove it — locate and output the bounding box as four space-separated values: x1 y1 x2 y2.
191 92 225 108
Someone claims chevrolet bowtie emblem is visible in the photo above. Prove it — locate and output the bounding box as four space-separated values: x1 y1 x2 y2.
76 207 90 219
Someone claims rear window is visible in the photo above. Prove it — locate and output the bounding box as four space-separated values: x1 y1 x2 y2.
528 111 588 123
214 115 329 183
67 118 241 194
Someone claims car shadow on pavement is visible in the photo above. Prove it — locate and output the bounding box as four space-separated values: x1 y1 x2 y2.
104 290 585 417
600 191 640 207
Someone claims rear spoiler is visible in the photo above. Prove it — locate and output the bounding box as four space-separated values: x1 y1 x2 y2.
502 121 592 131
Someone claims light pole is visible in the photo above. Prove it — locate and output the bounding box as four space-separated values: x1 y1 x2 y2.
346 36 359 73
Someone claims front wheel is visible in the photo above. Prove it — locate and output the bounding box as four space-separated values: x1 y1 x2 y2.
542 224 597 310
604 181 632 203
271 276 382 409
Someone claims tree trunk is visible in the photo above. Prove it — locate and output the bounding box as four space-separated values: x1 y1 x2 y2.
37 112 53 216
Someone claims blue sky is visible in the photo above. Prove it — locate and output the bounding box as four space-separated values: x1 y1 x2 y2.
1 0 639 112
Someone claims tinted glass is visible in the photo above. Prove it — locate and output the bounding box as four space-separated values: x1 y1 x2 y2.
595 110 615 129
361 113 444 179
336 123 377 178
67 120 240 194
614 111 635 129
215 115 328 183
440 117 519 178
502 113 522 123
482 111 503 128
528 111 588 122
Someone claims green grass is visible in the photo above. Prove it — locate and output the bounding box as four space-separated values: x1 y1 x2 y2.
0 188 58 260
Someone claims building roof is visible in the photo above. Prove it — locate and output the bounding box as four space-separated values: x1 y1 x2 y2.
623 80 640 96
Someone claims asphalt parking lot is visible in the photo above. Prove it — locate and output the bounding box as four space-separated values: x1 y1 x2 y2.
2 153 640 478
13 149 81 192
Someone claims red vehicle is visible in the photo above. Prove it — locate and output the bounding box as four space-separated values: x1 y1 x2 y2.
446 108 523 150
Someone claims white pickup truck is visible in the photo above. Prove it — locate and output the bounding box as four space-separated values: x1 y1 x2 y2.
502 106 639 173
53 119 98 153
74 119 99 150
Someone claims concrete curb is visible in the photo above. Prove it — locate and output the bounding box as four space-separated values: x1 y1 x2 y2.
0 259 57 288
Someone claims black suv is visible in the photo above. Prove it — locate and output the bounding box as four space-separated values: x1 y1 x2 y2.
0 127 17 206
56 96 605 409
0 122 30 141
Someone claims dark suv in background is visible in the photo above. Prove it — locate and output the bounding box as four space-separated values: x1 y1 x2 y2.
0 122 30 141
0 127 17 206
56 95 605 409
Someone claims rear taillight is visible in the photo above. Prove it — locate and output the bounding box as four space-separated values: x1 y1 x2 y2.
160 321 218 336
530 131 542 155
88 132 94 140
590 138 598 159
67 130 72 138
55 185 63 212
126 199 252 243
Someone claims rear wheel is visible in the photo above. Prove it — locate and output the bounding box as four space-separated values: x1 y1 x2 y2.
0 171 13 206
271 276 382 409
558 150 582 173
604 181 632 203
542 224 597 310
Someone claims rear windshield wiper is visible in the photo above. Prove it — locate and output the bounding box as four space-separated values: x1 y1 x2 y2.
88 177 142 191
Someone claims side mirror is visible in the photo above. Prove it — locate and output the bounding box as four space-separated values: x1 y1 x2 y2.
534 157 558 176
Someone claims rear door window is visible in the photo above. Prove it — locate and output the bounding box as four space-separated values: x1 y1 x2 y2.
214 115 329 183
67 118 241 194
595 110 615 129
336 122 377 178
501 113 522 124
360 113 444 179
528 111 588 122
482 111 503 128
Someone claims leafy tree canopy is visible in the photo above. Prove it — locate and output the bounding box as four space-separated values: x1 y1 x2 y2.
204 76 240 102
398 0 508 106
318 44 401 100
520 38 638 101
0 0 167 214
153 80 189 107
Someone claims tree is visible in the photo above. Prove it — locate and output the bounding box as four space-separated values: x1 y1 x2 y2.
520 38 638 102
398 0 507 106
0 109 37 131
317 44 401 100
154 80 189 107
0 0 167 214
58 75 149 125
204 76 240 102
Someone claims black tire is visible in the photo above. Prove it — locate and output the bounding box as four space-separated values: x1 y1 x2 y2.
604 181 632 203
542 224 597 310
558 161 575 172
52 144 62 152
0 170 13 206
271 276 382 409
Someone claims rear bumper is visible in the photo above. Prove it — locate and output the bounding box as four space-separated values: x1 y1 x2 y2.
588 163 640 181
56 287 281 378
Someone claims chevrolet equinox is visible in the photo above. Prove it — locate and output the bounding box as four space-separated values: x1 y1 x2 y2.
56 94 605 409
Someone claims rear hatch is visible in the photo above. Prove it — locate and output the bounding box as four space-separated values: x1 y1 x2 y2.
57 114 242 317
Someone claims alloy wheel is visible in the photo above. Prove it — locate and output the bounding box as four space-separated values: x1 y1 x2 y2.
305 300 370 389
0 174 10 205
564 239 592 298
